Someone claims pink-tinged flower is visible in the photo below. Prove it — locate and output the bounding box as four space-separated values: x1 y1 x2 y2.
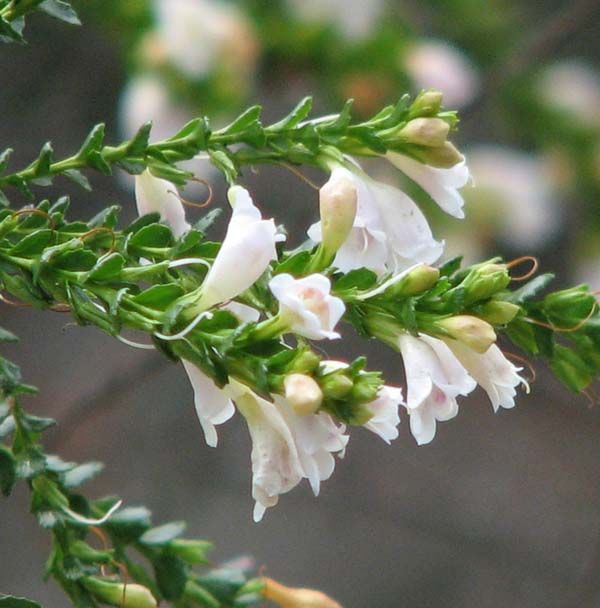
183 362 235 448
387 152 470 219
444 342 528 412
308 166 443 275
363 386 403 444
135 169 191 237
398 333 476 445
269 273 345 340
199 186 283 310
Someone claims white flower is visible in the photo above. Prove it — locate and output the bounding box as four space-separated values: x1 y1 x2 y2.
465 145 562 250
398 333 476 445
182 362 235 448
275 396 348 497
269 273 345 340
285 0 385 40
536 60 600 128
444 342 528 412
199 186 283 310
308 166 443 275
363 386 403 444
387 152 470 219
403 39 479 109
154 0 257 80
135 169 191 238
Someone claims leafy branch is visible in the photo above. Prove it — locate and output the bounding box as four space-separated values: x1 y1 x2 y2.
0 92 458 204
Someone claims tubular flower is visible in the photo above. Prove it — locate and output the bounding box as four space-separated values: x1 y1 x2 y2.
308 166 443 275
198 186 283 310
398 333 476 445
444 342 529 412
183 362 235 448
363 386 403 444
387 151 470 219
135 169 191 237
269 273 345 340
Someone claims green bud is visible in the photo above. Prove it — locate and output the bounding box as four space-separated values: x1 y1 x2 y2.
461 263 510 304
388 264 440 297
543 285 595 325
70 540 113 565
411 90 444 115
169 539 213 565
418 141 464 168
398 118 450 147
82 578 157 608
477 301 521 325
435 315 497 353
320 372 354 399
350 372 382 406
289 350 321 374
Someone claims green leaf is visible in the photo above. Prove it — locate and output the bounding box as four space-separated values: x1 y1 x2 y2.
197 569 247 603
39 0 81 25
209 150 237 183
89 205 120 229
154 554 188 601
193 208 222 234
0 327 18 343
9 229 54 256
334 268 378 293
0 148 14 173
223 105 262 135
31 142 54 184
0 445 16 496
274 251 311 276
0 356 22 394
0 596 43 608
124 212 161 234
139 521 186 546
508 273 555 304
127 122 152 156
128 223 173 250
550 344 593 392
0 16 25 44
21 413 56 433
132 284 184 310
167 539 213 565
87 253 125 282
77 124 105 159
64 169 91 191
268 97 312 131
63 462 104 489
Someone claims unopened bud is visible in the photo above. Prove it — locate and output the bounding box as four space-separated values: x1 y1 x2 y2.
411 90 444 115
284 374 323 415
320 372 354 399
436 315 497 353
461 262 510 304
290 350 321 374
398 118 450 147
319 172 358 257
477 301 521 325
389 264 440 297
420 141 464 168
261 577 343 608
82 578 157 608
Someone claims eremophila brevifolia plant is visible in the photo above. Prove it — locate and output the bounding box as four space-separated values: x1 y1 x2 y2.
1 3 600 608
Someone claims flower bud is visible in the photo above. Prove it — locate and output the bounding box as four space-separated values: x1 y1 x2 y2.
477 301 521 325
436 315 497 353
411 90 444 115
398 118 450 147
388 264 440 297
82 578 157 608
289 350 322 374
419 141 464 168
320 372 354 400
319 172 358 258
261 577 343 608
284 374 324 415
461 262 510 304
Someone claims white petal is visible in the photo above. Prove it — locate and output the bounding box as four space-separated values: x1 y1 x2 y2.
183 362 235 448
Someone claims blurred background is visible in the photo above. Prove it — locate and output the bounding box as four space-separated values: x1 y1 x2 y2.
1 0 600 606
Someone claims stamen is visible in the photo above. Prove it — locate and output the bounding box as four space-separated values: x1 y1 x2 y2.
154 310 213 341
506 256 539 281
503 350 536 386
168 257 211 271
116 335 155 350
524 303 597 333
280 163 320 191
12 207 55 229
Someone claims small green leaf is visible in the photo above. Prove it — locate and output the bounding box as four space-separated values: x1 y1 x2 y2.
154 554 188 601
127 122 152 156
39 0 81 25
106 506 152 541
77 124 105 159
124 212 161 234
63 462 104 489
0 327 18 343
21 413 56 433
193 208 222 234
88 253 125 282
64 169 91 191
0 445 16 496
268 97 312 131
223 105 262 135
139 521 186 546
132 284 184 309
0 596 43 608
128 223 173 250
508 273 555 304
9 230 54 256
89 205 120 229
197 569 247 603
0 148 13 173
334 268 377 292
